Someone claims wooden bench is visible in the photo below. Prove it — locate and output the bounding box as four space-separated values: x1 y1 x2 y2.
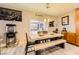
27 39 66 55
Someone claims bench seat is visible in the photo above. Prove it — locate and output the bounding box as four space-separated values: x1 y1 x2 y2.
33 39 66 51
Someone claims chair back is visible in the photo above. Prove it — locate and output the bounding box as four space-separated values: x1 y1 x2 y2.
25 33 35 55
25 33 29 55
26 33 29 45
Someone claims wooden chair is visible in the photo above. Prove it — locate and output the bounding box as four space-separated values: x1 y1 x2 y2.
25 33 35 55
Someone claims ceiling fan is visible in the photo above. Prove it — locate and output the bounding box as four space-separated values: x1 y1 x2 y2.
35 3 51 17
46 3 50 8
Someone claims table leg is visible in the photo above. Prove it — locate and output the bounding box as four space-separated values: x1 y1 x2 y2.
59 43 65 48
35 50 41 55
14 34 16 43
6 37 8 48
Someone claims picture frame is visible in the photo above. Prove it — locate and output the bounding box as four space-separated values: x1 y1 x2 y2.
49 21 54 27
61 16 69 25
0 7 22 22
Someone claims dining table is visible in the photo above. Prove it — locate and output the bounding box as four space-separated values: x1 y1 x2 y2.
31 33 64 42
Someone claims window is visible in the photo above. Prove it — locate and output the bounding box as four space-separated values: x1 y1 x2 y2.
30 20 46 34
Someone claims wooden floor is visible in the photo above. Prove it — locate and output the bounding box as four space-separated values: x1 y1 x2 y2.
1 43 79 55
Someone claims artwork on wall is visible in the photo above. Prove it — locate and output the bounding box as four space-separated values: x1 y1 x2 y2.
0 7 22 21
49 21 54 27
61 16 69 25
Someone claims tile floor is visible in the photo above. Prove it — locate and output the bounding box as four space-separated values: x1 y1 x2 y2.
1 43 79 55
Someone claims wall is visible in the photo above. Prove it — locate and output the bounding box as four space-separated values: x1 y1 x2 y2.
56 10 76 33
47 18 58 33
0 5 56 45
0 4 76 45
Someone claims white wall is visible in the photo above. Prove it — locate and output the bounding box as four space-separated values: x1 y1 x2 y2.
56 10 76 33
0 6 56 45
47 18 58 33
0 4 76 45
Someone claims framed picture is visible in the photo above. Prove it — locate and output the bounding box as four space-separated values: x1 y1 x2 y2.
61 16 69 25
49 21 54 27
0 7 22 21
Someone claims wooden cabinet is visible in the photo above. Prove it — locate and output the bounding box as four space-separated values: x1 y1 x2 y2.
76 34 79 46
61 8 79 46
63 32 67 40
67 33 76 44
75 8 79 46
63 32 76 45
75 8 79 34
62 8 79 46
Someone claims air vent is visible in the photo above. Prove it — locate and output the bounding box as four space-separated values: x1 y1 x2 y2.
35 14 43 17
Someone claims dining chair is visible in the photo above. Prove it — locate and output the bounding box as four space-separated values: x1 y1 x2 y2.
25 33 35 55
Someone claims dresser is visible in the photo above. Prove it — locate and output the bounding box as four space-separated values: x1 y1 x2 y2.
64 8 79 46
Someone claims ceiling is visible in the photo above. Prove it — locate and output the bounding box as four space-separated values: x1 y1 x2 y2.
0 3 79 16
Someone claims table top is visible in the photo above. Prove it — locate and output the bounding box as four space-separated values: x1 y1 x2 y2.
30 33 63 41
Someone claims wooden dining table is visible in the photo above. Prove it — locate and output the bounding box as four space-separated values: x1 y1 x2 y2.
31 33 64 42
30 33 64 55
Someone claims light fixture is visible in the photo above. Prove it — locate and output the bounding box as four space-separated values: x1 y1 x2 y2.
48 19 50 21
44 18 51 22
46 3 50 9
44 19 47 22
